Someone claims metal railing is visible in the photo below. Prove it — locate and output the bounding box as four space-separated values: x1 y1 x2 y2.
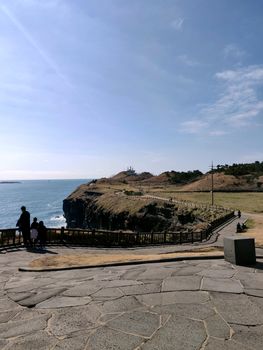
0 211 234 249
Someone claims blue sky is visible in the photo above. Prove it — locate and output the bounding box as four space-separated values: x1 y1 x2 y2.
1 0 263 179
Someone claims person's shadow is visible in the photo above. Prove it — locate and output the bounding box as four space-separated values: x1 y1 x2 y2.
254 261 263 270
26 247 58 254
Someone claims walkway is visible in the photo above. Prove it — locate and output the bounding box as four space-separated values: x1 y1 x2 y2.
1 215 263 349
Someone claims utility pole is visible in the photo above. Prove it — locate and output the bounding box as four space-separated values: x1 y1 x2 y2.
211 161 214 206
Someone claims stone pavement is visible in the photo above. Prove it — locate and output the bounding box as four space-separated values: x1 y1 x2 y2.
1 245 263 349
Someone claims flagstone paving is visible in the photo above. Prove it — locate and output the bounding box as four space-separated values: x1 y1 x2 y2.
0 246 263 349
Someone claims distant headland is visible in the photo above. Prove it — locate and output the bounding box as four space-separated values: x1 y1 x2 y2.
0 181 21 184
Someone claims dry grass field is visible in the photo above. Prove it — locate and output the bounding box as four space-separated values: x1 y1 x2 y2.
29 247 223 269
143 190 263 246
149 191 263 213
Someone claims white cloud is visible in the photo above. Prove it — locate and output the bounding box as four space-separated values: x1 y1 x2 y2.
210 66 263 127
216 66 263 83
223 44 245 60
209 130 228 136
180 120 208 134
171 17 184 31
177 54 199 67
181 65 263 135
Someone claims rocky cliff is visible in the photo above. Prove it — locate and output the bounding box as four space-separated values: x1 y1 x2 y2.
63 181 231 231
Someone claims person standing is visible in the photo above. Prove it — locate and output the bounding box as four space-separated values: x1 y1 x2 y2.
30 217 39 248
16 206 30 246
38 221 47 249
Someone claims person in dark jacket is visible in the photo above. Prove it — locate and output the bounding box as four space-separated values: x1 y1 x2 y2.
16 206 30 246
38 221 47 249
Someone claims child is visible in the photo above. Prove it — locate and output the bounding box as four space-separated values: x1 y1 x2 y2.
38 221 47 249
30 217 38 247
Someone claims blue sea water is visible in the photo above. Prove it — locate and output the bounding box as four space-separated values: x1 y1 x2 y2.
0 179 91 228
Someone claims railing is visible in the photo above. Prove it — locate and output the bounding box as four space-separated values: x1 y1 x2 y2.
0 228 22 247
0 211 234 249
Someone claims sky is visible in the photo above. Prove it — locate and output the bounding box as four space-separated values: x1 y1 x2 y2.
1 0 263 179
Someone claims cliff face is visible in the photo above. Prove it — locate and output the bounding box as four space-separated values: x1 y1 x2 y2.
63 168 261 231
63 184 102 228
64 194 194 231
63 183 230 231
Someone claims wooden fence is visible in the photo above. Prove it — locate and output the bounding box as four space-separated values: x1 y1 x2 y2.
0 211 234 249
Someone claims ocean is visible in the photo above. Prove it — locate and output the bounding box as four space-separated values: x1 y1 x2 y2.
0 179 91 229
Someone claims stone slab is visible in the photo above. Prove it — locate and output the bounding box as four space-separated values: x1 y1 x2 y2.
198 269 235 279
211 292 263 325
202 277 243 293
205 313 230 339
107 311 160 337
62 282 105 297
120 283 161 296
204 337 252 350
54 332 92 350
162 276 201 292
87 327 144 350
36 296 91 309
0 315 50 339
0 310 19 323
91 287 124 301
136 291 209 307
4 330 57 350
231 324 263 350
153 302 215 320
171 265 204 276
137 267 172 281
244 289 263 298
100 296 143 313
17 287 66 307
49 304 101 336
141 315 206 350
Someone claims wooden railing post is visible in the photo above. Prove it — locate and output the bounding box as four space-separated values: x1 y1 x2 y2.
13 230 16 245
92 229 95 245
60 226 64 243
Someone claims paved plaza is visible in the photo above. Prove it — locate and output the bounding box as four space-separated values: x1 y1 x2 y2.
1 242 263 349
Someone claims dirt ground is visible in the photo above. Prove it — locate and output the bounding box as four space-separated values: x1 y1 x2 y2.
29 247 223 269
242 213 263 247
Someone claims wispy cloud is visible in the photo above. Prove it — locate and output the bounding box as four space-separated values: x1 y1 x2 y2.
177 54 199 67
180 120 208 134
171 17 184 31
181 65 263 135
0 4 70 85
223 44 245 60
209 130 228 136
